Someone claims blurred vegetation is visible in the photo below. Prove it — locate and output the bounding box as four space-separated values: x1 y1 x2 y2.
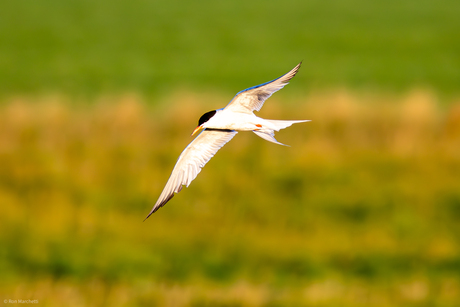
0 91 459 306
0 0 459 96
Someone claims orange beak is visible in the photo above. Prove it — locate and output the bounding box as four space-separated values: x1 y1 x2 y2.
191 125 204 136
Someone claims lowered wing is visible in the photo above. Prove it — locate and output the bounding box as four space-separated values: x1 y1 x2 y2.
145 129 238 219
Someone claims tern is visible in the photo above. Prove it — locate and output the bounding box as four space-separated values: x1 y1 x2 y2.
145 62 309 219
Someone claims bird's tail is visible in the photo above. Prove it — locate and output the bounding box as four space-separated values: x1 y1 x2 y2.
265 119 310 131
253 119 309 146
253 130 288 146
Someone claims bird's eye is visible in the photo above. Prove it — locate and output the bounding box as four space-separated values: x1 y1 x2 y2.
198 110 217 126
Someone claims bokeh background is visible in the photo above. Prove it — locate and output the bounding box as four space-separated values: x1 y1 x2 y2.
1 0 460 306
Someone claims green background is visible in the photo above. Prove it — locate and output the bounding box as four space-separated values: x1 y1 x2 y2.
1 0 459 97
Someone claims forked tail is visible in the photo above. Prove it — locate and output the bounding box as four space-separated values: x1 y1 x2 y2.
266 119 309 131
253 119 309 146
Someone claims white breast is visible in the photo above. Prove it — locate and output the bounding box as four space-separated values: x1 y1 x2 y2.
203 109 260 131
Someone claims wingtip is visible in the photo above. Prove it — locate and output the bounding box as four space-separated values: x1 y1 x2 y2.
143 209 156 221
294 61 302 73
286 61 302 80
143 204 161 221
144 193 176 221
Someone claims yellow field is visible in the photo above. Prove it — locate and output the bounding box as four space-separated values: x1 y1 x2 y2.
1 90 459 306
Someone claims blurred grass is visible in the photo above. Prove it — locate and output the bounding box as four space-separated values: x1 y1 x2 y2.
0 0 459 96
0 90 460 306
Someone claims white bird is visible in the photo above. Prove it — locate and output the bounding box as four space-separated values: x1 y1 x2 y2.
145 62 309 219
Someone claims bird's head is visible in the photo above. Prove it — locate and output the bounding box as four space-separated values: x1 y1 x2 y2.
191 110 217 136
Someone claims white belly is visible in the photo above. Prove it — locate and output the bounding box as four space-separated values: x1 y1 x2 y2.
204 110 267 131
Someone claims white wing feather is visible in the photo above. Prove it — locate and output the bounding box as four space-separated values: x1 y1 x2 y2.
224 62 301 113
145 129 237 219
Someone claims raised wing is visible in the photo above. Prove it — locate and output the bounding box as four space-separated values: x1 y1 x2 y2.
145 129 238 219
224 62 301 113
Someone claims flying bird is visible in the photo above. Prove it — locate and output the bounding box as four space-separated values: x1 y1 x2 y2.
145 62 309 219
